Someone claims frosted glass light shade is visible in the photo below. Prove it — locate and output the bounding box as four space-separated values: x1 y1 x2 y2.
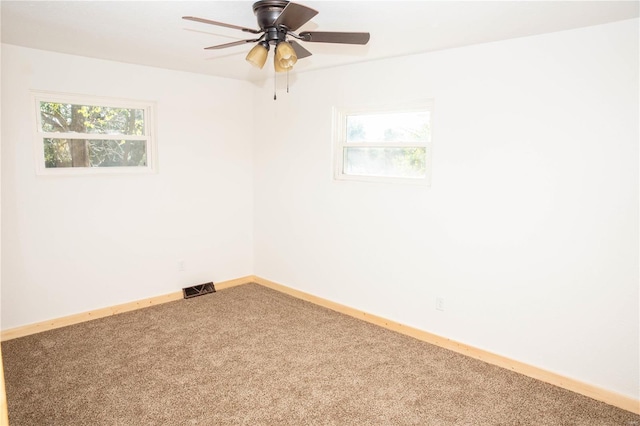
274 57 286 73
274 41 297 72
246 44 269 69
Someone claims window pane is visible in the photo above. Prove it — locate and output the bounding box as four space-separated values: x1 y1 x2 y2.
44 138 147 168
343 147 427 178
346 112 430 143
40 102 145 136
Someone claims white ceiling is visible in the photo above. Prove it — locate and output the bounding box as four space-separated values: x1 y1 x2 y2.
2 1 638 83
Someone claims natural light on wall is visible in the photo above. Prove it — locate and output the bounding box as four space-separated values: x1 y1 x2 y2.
333 101 433 185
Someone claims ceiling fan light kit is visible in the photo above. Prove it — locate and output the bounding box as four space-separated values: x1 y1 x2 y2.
274 41 297 71
183 0 370 80
246 42 270 69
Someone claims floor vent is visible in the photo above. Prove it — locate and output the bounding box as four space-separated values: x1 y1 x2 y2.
182 282 216 299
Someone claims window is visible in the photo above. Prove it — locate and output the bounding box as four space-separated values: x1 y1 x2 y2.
32 91 156 175
334 101 432 185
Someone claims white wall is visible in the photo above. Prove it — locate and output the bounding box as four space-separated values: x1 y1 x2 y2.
2 18 638 401
253 19 639 399
1 45 254 329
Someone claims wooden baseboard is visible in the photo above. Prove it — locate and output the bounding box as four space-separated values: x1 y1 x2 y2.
2 274 637 415
0 276 255 342
253 276 640 415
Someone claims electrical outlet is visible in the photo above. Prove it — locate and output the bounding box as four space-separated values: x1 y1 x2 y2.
177 260 185 272
436 297 445 311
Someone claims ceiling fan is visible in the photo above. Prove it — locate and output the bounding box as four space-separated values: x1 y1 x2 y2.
183 0 370 72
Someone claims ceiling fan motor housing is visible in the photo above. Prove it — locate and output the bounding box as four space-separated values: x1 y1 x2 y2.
253 0 289 30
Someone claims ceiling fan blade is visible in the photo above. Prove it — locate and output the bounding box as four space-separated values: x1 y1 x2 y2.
299 31 370 45
204 39 262 50
273 2 318 31
290 40 312 59
183 16 262 34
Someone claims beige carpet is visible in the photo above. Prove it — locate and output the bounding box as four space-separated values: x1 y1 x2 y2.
2 283 639 425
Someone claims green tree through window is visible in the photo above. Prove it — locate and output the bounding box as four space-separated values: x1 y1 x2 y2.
39 100 148 169
339 108 431 182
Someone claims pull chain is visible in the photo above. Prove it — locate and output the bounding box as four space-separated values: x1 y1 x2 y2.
273 72 277 100
287 69 289 93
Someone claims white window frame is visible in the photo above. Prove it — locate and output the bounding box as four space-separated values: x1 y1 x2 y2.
333 100 433 186
32 90 157 175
